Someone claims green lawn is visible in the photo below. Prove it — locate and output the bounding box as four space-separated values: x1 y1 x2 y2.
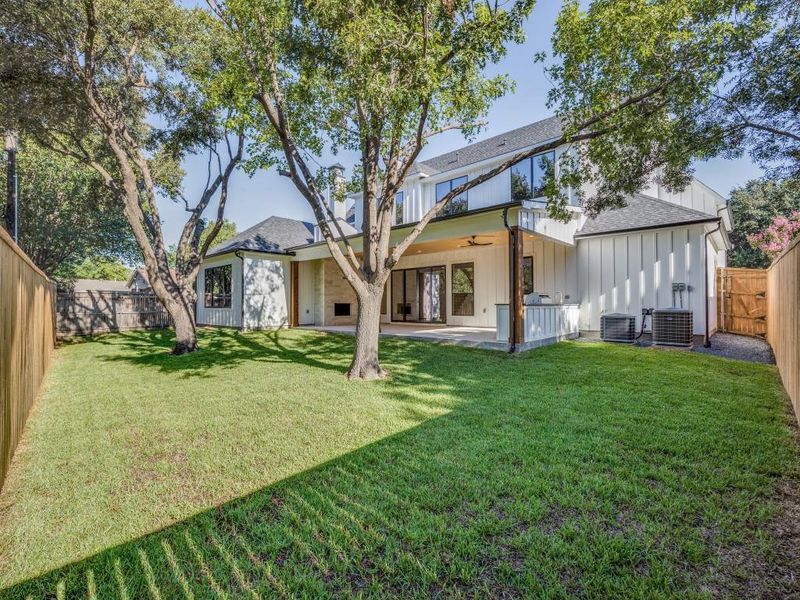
0 329 797 598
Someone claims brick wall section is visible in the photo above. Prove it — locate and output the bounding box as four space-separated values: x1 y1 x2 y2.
321 259 358 326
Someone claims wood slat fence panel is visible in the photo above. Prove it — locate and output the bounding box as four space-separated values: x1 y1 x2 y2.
56 291 170 337
0 227 56 490
767 237 800 423
717 267 768 337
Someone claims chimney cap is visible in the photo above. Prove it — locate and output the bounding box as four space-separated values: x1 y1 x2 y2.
329 162 345 172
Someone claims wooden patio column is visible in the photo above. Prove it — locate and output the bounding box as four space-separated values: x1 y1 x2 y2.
508 226 524 348
290 262 299 327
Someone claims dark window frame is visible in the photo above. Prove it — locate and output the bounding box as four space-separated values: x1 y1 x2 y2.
522 256 534 295
204 264 232 309
436 175 469 217
395 191 405 225
510 150 556 200
451 262 475 317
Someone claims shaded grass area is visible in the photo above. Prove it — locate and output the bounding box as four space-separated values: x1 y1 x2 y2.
0 329 797 598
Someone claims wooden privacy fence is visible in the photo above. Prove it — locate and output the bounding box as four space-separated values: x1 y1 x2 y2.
717 267 768 337
0 227 56 490
56 291 169 337
767 237 800 423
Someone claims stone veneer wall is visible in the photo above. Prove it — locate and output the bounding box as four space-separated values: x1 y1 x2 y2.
321 259 358 326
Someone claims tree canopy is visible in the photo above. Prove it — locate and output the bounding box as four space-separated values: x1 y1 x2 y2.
167 219 237 267
1 0 244 353
728 178 800 267
68 257 132 281
0 140 138 277
543 0 798 216
206 0 537 377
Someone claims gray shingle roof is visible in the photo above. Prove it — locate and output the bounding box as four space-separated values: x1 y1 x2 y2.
207 216 314 257
416 116 563 174
576 194 717 237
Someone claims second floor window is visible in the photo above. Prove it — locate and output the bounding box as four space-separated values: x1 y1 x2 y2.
395 191 404 224
511 151 555 200
436 175 468 216
204 264 232 308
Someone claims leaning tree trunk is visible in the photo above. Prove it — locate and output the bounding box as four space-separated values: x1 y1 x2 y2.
168 300 198 355
347 289 386 380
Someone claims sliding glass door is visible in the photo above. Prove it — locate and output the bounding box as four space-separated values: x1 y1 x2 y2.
391 266 446 323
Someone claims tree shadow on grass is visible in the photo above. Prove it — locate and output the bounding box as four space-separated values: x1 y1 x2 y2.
2 337 797 598
93 328 361 379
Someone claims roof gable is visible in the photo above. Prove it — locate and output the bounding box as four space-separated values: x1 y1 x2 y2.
207 216 315 257
416 116 563 174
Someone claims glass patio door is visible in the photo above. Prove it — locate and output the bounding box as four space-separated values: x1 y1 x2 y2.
391 266 446 323
418 267 445 322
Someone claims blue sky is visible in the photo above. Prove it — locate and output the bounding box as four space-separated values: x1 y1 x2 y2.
159 0 764 245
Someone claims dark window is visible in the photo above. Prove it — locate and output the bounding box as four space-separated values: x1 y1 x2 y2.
395 191 404 224
452 262 474 316
334 303 351 316
381 283 388 315
510 151 555 200
511 161 532 201
204 265 232 308
436 175 468 216
523 256 534 295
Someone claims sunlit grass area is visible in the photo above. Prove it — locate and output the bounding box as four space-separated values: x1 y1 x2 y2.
0 329 796 598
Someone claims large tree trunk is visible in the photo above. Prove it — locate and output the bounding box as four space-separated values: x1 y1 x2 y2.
169 299 198 355
347 289 386 380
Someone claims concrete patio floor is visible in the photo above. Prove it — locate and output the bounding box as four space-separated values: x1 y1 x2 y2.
301 323 509 351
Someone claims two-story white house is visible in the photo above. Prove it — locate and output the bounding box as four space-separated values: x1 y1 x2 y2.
196 116 732 349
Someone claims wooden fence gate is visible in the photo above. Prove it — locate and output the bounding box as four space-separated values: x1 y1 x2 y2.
717 267 767 337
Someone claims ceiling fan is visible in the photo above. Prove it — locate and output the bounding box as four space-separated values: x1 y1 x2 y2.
458 235 493 248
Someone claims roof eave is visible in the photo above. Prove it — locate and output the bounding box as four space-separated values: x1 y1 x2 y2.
574 217 719 239
205 247 297 259
286 200 522 251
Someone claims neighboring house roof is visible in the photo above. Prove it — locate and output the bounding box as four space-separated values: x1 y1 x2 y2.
69 278 130 293
127 268 149 288
206 215 315 257
415 116 563 175
575 194 719 238
126 267 179 289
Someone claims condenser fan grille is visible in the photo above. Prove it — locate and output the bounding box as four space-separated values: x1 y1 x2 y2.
652 309 693 347
601 314 636 343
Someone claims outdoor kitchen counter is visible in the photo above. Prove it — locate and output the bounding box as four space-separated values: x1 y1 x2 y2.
496 303 581 345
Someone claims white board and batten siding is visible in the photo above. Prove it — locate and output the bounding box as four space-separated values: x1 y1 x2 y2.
641 177 726 217
576 223 726 335
393 244 509 328
496 304 580 344
196 252 292 330
242 255 291 329
196 254 243 328
353 147 582 230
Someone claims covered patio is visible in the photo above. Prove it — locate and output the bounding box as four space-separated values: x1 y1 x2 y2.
292 202 584 351
301 323 508 351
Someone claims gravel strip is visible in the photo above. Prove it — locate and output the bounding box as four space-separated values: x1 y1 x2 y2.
693 332 775 364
